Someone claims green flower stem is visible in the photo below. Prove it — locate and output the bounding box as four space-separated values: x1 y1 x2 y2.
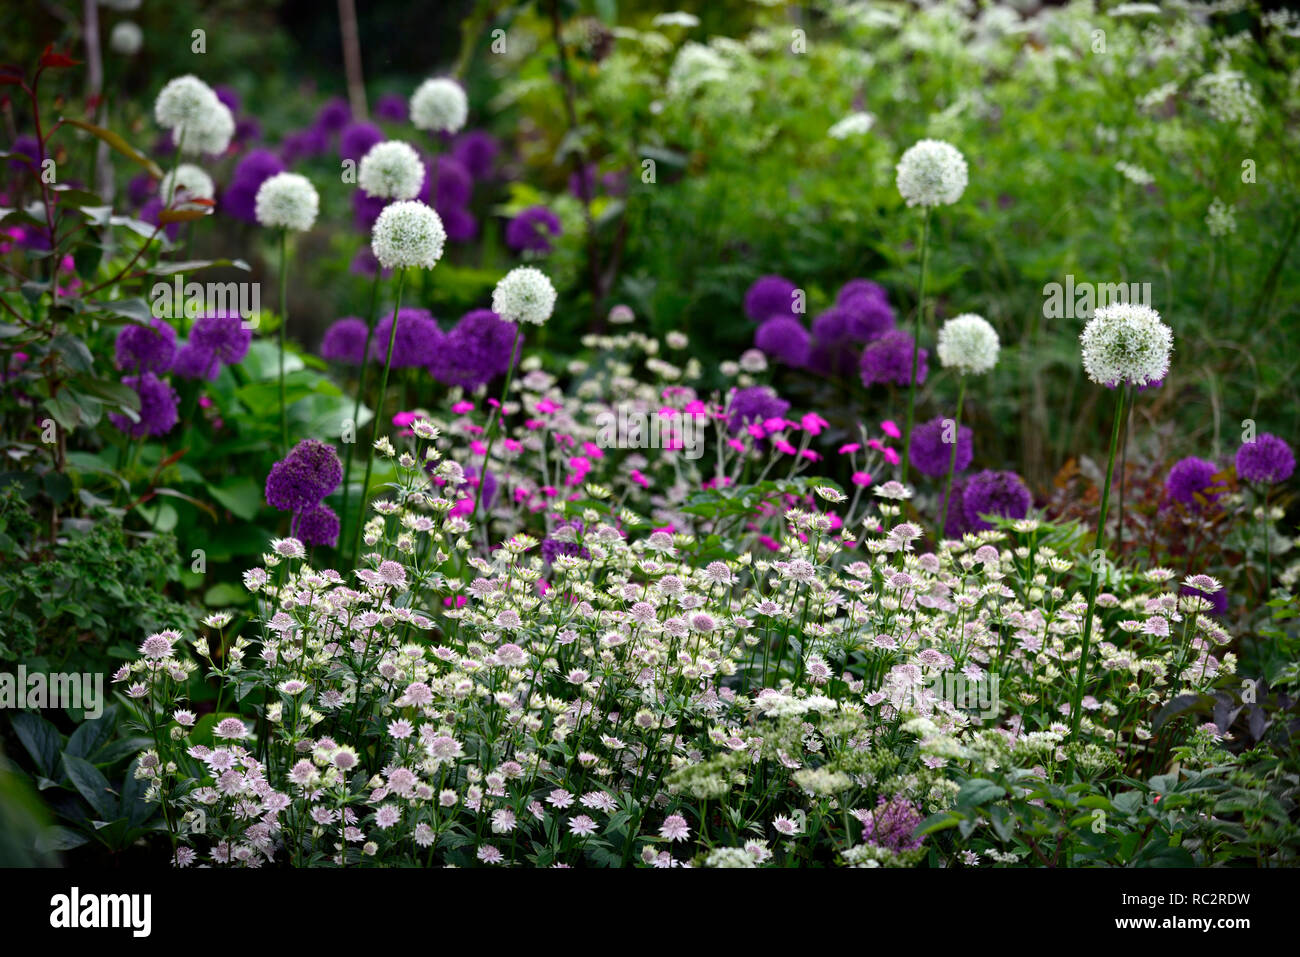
277 228 290 456
901 208 932 488
351 267 407 567
339 267 384 557
1065 385 1128 781
939 375 966 535
471 324 523 537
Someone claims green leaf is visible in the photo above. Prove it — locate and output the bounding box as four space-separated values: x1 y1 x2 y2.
61 117 163 178
956 778 1006 809
146 258 251 276
206 477 264 521
12 712 63 778
61 754 118 819
66 708 118 760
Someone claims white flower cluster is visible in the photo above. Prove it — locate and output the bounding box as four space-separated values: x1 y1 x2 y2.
160 164 215 210
410 78 468 134
371 200 446 270
1205 197 1237 238
255 172 320 232
828 111 875 139
666 42 733 97
895 139 968 208
1080 303 1173 387
1115 160 1154 187
110 21 143 56
492 266 557 325
937 313 1000 375
153 75 233 156
358 141 425 201
1193 61 1260 130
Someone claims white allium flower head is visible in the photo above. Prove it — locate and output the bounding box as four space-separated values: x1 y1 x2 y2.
160 164 215 209
829 112 875 139
154 75 221 139
410 78 468 134
1080 303 1173 387
371 200 446 270
937 313 1000 375
109 21 143 56
255 172 320 232
358 141 426 201
895 138 969 208
492 266 557 326
185 101 234 157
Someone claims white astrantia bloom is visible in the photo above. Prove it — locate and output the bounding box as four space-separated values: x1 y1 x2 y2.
255 172 320 232
109 21 143 56
154 75 221 141
358 141 425 201
410 78 468 134
937 313 1000 375
185 101 234 157
828 111 875 139
160 164 215 210
895 139 968 208
492 266 557 326
1080 303 1173 388
371 200 446 270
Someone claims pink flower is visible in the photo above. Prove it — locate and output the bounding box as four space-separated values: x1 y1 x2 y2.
449 498 473 517
727 438 746 453
883 447 900 465
503 438 522 453
773 439 797 455
801 412 829 435
392 411 418 427
470 439 487 455
525 419 544 430
760 535 781 551
451 400 474 414
629 469 650 488
443 595 466 609
800 449 821 462
747 423 766 440
839 443 861 455
582 441 604 458
881 419 901 439
537 398 560 414
852 471 873 487
763 416 787 434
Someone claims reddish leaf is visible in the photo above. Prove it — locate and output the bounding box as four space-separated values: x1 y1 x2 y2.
40 45 81 69
0 75 22 86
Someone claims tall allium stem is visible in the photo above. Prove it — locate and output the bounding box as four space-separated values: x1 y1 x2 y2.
351 267 407 566
901 208 932 487
339 267 384 554
277 228 290 455
472 326 523 535
1262 487 1272 598
1066 385 1128 779
939 376 966 535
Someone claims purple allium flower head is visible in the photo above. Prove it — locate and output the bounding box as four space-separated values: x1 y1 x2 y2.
352 189 387 232
265 439 343 512
961 469 1032 531
109 373 179 438
214 84 241 112
115 318 177 373
429 309 517 389
374 93 407 123
370 307 444 368
234 116 262 145
295 502 340 548
860 329 927 387
569 163 598 202
744 275 798 323
464 465 497 514
8 134 39 172
223 149 285 224
805 308 860 377
190 313 251 366
1180 583 1228 616
505 205 562 253
727 386 790 434
1236 433 1295 485
909 415 973 479
314 97 351 136
427 155 472 209
1164 456 1223 509
439 205 478 243
349 245 390 278
452 130 500 180
859 795 924 852
280 127 329 164
541 520 588 565
321 317 369 365
127 173 154 209
140 197 181 241
837 279 888 305
839 290 896 342
340 121 383 162
171 343 220 381
754 316 810 367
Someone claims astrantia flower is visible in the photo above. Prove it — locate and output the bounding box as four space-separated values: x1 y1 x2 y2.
371 200 446 270
961 469 1032 531
159 163 215 209
860 329 927 387
410 78 468 134
115 318 177 373
1079 303 1173 387
505 205 562 254
265 439 343 511
908 416 972 478
936 313 999 375
255 172 320 232
109 373 179 438
1164 456 1223 509
754 316 810 367
660 813 691 842
1236 433 1295 485
895 139 968 208
492 266 557 325
357 140 425 201
296 502 340 548
744 275 798 322
320 316 369 365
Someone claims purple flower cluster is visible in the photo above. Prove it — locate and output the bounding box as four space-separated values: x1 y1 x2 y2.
452 131 500 180
754 316 810 367
295 502 341 549
860 329 927 387
744 275 799 323
265 439 342 518
115 318 177 373
1236 433 1295 485
727 386 790 434
172 313 250 382
959 470 1033 532
224 149 285 224
340 121 383 163
370 307 444 368
505 205 562 254
424 155 478 242
858 795 924 853
908 415 973 478
1164 456 1223 510
541 520 589 566
109 373 180 439
428 309 518 390
321 316 370 366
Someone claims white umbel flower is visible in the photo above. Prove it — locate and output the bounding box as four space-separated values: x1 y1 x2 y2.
1205 197 1237 237
154 75 221 142
1080 303 1173 388
895 139 968 208
160 164 215 210
829 112 875 139
358 141 425 201
371 200 446 270
109 21 143 56
184 101 234 157
492 267 557 326
937 313 999 375
255 172 320 232
410 78 468 134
